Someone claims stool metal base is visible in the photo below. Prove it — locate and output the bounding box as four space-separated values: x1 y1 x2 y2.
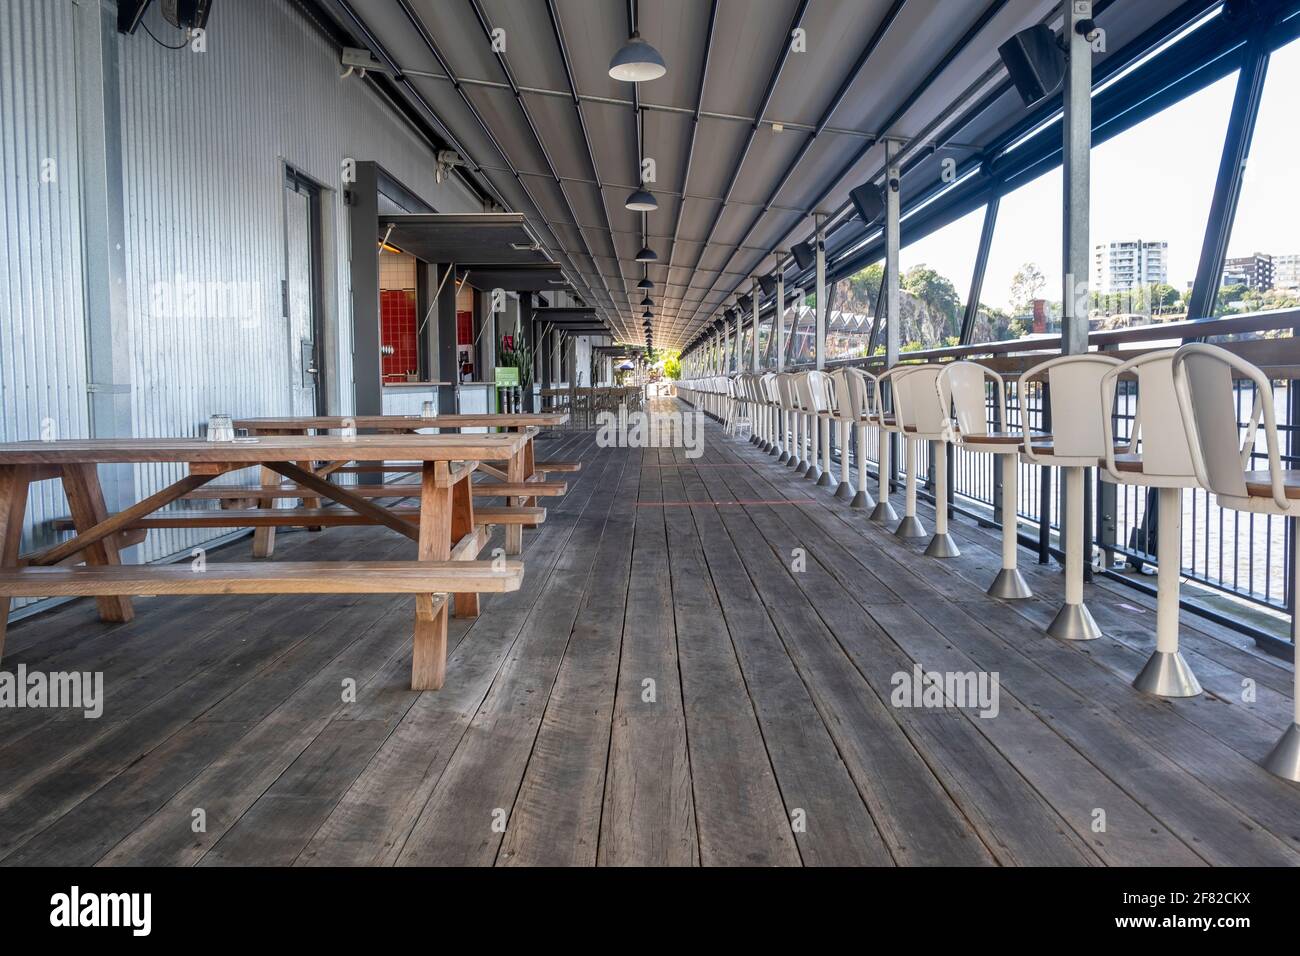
777 450 790 463
795 459 809 474
894 515 927 538
869 499 898 523
1046 601 1102 641
924 532 960 558
1261 722 1300 782
805 465 822 482
834 481 853 501
850 489 875 510
815 470 833 487
769 445 781 456
1132 650 1203 698
987 567 1033 600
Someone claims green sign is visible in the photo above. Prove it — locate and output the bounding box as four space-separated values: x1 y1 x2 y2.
495 366 520 387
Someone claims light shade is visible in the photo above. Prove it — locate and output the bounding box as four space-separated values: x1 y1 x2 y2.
637 277 654 289
642 310 653 319
640 296 653 307
635 246 658 262
609 33 667 82
625 188 658 212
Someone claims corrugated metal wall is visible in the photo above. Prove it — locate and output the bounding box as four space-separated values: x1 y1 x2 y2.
2 0 483 614
0 0 92 610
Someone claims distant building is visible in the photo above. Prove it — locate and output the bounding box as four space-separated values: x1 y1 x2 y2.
1092 239 1169 293
1222 253 1274 291
1273 253 1300 290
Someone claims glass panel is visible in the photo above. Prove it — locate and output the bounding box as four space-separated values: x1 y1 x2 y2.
897 206 985 350
1088 71 1234 324
826 260 882 361
978 167 1063 342
1217 36 1300 315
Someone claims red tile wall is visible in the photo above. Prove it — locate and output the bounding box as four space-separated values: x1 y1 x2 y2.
381 289 418 380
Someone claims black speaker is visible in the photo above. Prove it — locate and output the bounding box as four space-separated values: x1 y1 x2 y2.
724 308 737 325
998 24 1065 107
737 294 753 313
849 183 884 224
791 241 815 271
758 275 777 298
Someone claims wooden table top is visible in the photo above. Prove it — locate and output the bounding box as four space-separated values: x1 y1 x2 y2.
0 433 531 465
234 413 569 430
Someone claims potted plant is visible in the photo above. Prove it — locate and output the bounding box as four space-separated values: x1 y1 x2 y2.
499 333 534 412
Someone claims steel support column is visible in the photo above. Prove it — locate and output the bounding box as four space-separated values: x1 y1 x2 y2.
814 215 827 370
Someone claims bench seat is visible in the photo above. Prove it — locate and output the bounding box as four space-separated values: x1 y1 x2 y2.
52 505 546 530
180 481 567 500
0 560 523 597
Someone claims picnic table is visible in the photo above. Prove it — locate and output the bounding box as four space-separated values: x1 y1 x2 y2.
0 433 533 690
231 413 575 556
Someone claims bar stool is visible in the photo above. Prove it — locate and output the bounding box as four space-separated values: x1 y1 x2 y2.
867 369 899 523
776 372 799 465
794 372 820 479
1172 343 1299 779
896 363 957 556
844 368 879 510
876 364 928 538
1099 350 1202 697
939 361 1033 599
828 369 860 501
1017 353 1122 641
761 372 781 455
811 370 835 487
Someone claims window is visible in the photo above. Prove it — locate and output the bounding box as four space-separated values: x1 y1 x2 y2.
897 207 985 350
1216 36 1300 315
825 260 882 361
979 168 1064 342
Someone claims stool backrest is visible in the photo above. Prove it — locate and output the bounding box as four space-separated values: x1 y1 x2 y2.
1017 354 1121 461
829 368 856 419
847 368 878 419
777 371 799 410
938 361 1006 439
1099 350 1197 483
1171 343 1289 509
893 364 946 434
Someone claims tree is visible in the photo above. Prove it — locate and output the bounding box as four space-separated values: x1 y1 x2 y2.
902 264 962 338
662 354 681 380
1009 262 1047 316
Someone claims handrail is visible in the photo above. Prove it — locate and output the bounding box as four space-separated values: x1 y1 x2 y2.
773 307 1300 372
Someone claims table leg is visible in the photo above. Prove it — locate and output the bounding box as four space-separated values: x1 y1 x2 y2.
61 463 134 624
251 463 279 557
505 445 527 555
298 458 323 532
450 475 478 619
0 465 31 661
412 461 451 691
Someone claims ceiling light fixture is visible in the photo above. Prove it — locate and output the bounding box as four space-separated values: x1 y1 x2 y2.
625 188 658 212
640 296 653 307
608 32 667 82
637 277 654 290
635 245 657 262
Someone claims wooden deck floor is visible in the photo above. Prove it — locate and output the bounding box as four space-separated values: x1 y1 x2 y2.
1 400 1297 866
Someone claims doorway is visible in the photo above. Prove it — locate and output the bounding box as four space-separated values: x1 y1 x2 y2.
284 167 324 415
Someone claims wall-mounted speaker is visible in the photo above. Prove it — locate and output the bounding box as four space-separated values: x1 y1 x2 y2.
849 183 884 224
791 241 815 271
998 24 1065 108
758 275 777 298
737 294 753 313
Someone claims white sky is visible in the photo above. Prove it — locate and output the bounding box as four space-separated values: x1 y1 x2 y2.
890 34 1300 312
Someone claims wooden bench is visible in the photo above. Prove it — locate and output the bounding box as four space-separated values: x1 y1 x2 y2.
52 505 546 530
0 560 522 597
178 481 568 499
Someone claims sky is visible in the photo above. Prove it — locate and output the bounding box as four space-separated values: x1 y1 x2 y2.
887 32 1300 313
